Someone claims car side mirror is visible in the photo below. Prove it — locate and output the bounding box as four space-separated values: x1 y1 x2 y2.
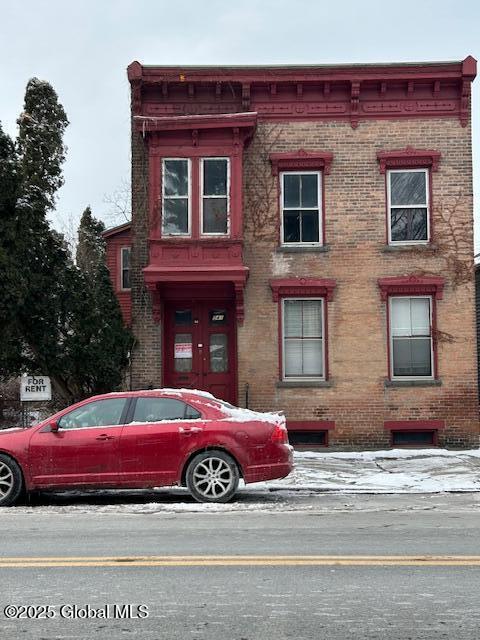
49 420 59 433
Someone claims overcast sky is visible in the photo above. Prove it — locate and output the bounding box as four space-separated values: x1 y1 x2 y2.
1 0 479 249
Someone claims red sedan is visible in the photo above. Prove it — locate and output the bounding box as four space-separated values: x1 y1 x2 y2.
0 389 293 505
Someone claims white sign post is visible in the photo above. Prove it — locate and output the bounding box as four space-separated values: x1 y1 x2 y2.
20 375 52 402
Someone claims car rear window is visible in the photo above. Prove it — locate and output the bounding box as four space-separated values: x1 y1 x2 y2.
132 397 201 422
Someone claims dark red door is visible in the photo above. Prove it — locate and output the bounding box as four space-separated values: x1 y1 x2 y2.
164 301 236 403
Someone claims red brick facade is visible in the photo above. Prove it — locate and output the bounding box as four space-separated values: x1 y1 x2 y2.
107 57 479 448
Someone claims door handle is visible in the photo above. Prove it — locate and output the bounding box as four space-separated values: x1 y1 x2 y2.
179 427 203 435
96 434 115 441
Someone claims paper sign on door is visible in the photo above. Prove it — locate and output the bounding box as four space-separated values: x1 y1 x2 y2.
175 343 193 359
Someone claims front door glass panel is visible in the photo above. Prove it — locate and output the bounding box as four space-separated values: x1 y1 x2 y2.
174 333 193 372
210 333 228 372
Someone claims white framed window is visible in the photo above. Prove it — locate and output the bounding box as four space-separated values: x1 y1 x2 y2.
282 298 325 380
280 171 322 245
389 296 433 380
162 158 191 236
201 157 230 235
387 168 429 244
120 247 131 290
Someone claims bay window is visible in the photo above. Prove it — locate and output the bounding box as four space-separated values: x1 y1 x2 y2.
161 157 231 238
390 296 433 379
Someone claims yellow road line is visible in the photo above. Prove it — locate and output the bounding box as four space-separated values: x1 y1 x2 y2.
1 555 480 567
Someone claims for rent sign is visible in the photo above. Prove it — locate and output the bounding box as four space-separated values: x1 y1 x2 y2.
20 375 52 401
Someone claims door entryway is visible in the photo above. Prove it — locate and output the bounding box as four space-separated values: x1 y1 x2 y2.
164 301 237 404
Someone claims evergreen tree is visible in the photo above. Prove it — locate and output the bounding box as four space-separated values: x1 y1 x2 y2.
72 207 133 396
76 206 105 273
1 79 131 402
17 78 68 212
13 78 77 399
0 124 23 377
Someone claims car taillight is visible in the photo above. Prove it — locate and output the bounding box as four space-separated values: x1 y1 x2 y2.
271 424 288 444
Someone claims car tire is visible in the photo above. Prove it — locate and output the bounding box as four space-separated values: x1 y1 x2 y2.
0 454 24 507
186 451 239 503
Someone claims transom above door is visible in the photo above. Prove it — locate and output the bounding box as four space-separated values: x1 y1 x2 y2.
164 301 236 404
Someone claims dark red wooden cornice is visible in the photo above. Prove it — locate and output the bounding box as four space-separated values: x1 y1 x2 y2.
270 277 337 302
377 147 441 173
128 57 476 128
133 111 257 134
270 150 333 175
128 57 476 84
378 275 445 300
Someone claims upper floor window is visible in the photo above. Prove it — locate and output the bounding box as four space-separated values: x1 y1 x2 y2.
390 296 433 379
121 247 131 290
161 157 230 238
387 169 429 244
201 158 229 234
162 159 190 236
282 298 325 380
281 171 321 245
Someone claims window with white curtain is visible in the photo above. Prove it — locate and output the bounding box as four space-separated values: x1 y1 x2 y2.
390 296 433 378
282 298 324 379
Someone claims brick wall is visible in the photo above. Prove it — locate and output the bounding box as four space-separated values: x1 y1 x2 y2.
130 128 162 389
237 118 478 448
129 110 478 447
476 264 480 400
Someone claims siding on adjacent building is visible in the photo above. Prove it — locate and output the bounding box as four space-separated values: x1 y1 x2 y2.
103 224 132 326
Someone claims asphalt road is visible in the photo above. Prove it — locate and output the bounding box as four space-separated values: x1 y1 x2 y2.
2 490 480 639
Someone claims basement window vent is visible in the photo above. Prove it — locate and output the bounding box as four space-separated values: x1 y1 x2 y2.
288 430 327 447
391 430 437 447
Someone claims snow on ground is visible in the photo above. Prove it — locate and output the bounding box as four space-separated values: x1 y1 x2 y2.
2 448 480 515
266 448 480 494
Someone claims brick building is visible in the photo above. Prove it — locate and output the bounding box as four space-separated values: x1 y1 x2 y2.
105 56 478 448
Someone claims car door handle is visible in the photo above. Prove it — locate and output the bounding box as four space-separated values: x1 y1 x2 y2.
96 434 115 441
179 427 203 435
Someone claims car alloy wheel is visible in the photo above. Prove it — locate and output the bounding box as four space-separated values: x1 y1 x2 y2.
186 451 239 503
0 455 24 507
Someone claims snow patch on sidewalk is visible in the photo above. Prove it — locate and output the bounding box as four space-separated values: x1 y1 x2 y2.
264 449 480 494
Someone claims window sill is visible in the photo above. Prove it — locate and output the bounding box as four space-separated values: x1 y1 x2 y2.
276 245 330 254
384 379 442 388
276 380 333 389
382 243 437 253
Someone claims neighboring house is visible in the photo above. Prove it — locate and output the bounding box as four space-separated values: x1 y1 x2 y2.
102 221 132 326
105 56 479 448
